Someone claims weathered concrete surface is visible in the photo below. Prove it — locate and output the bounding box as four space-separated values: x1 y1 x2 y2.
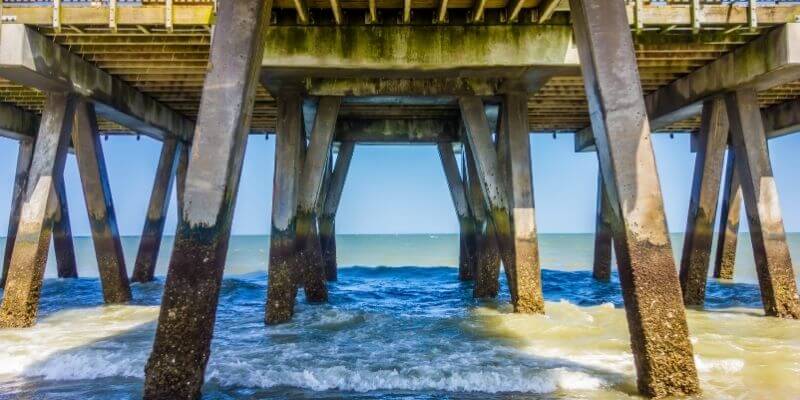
569 0 699 396
592 171 613 282
465 144 501 298
679 99 729 306
497 93 544 314
725 88 800 319
460 97 515 300
71 100 131 304
644 23 800 129
319 141 355 281
0 24 194 141
266 91 305 324
575 23 800 153
0 102 39 141
1 140 34 289
713 150 741 280
52 175 78 279
261 25 579 83
304 77 501 97
335 118 459 143
131 139 181 283
762 97 800 139
437 142 476 281
296 97 341 303
0 93 76 328
143 0 271 397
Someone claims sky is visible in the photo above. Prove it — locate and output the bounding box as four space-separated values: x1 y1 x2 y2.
0 131 799 236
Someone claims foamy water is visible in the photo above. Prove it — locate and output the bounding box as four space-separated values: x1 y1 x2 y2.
0 234 799 399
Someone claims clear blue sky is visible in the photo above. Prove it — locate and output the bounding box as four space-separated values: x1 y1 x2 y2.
0 131 799 236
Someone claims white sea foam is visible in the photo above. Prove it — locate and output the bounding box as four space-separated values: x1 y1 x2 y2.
694 356 745 374
205 364 604 393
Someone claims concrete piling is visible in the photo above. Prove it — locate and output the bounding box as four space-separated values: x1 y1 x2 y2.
464 144 501 298
72 100 131 304
497 93 544 314
725 88 800 319
569 0 700 396
679 99 730 306
131 138 182 283
713 149 741 280
296 97 341 302
437 142 476 281
143 0 271 397
592 171 613 282
1 140 34 289
266 90 306 324
52 175 78 279
319 141 355 282
0 93 76 328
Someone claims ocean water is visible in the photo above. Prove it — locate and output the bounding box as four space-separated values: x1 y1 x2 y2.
0 233 799 399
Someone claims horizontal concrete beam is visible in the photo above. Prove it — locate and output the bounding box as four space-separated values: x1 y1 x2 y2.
0 24 194 141
0 102 39 141
302 78 500 97
334 118 459 143
645 23 800 130
261 25 579 86
762 98 800 140
576 96 800 152
576 23 800 152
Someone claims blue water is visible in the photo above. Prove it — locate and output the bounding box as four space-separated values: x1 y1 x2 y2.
0 234 798 399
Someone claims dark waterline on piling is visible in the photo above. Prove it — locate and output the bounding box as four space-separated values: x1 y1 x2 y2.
1 234 799 399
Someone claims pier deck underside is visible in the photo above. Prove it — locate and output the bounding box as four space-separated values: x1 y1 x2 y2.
0 1 797 138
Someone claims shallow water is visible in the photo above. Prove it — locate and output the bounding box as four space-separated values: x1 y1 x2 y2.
1 234 799 399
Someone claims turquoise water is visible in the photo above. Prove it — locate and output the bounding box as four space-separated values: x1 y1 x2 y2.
0 234 799 399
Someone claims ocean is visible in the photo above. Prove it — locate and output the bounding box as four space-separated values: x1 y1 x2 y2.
0 233 799 399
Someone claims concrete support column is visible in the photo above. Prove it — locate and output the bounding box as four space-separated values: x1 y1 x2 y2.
497 93 544 314
437 142 476 281
679 99 729 305
1 140 34 289
143 0 271 397
296 97 341 302
713 149 741 280
266 90 306 324
131 138 181 283
175 139 189 218
569 0 699 396
592 171 613 282
0 93 76 328
52 175 78 278
725 88 800 318
464 143 501 298
319 141 355 281
71 100 131 304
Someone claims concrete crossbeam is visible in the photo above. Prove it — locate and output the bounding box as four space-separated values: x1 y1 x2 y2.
576 23 800 152
0 102 39 141
261 25 579 83
335 118 459 143
645 23 800 130
0 24 194 141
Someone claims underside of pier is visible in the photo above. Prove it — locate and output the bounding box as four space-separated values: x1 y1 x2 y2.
0 0 799 399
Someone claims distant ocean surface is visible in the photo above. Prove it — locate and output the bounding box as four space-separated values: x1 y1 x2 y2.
1 233 799 399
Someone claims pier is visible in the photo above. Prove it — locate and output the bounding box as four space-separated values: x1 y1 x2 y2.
0 0 798 398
